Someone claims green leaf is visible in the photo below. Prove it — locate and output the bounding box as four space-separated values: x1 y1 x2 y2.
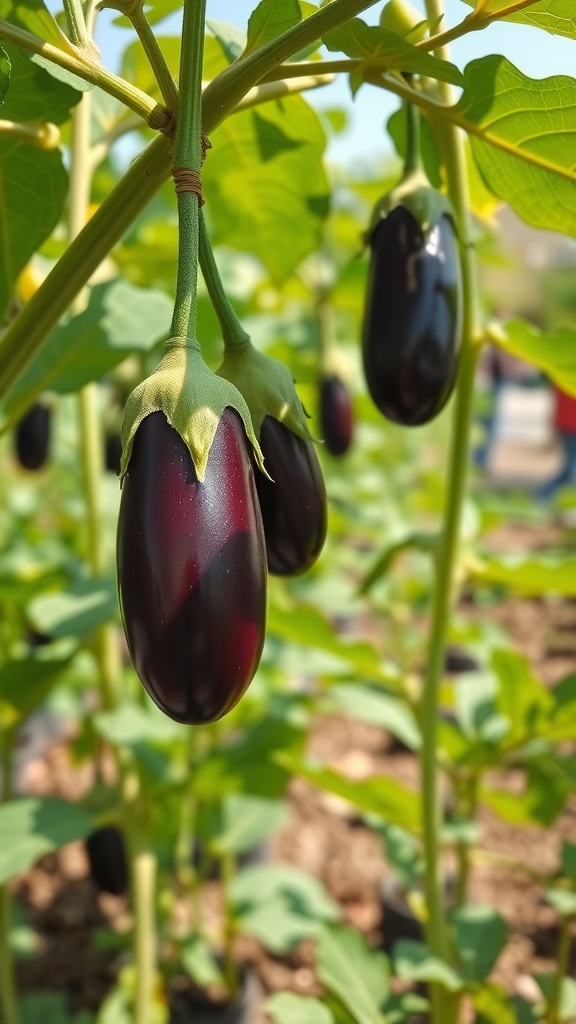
473 553 576 596
244 0 302 55
0 654 74 728
181 934 225 989
278 756 421 834
0 140 67 322
472 984 521 1024
394 940 463 992
316 925 389 1024
453 905 508 981
206 18 247 61
326 684 421 750
0 44 80 124
28 579 118 639
462 0 576 40
94 704 184 747
535 974 576 1021
358 531 436 595
266 993 334 1024
561 841 576 882
323 20 463 85
0 0 71 50
3 279 172 423
0 45 9 104
545 887 576 917
492 320 576 397
206 793 288 856
194 720 306 801
492 649 553 746
0 798 93 884
20 992 91 1024
456 56 576 237
267 598 400 686
203 95 329 283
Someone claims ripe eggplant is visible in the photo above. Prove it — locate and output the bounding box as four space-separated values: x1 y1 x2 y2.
86 826 128 896
15 402 51 470
255 416 327 576
319 375 353 456
362 206 462 426
117 410 267 724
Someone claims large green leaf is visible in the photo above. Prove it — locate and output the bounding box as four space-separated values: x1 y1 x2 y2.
456 56 576 237
461 0 576 40
0 140 68 322
316 925 389 1024
492 320 576 397
394 940 463 992
0 43 80 124
279 756 421 833
326 683 421 750
202 793 288 855
244 0 302 55
0 0 70 49
0 798 92 884
28 579 119 639
203 94 329 283
3 279 172 423
492 649 553 747
324 19 463 85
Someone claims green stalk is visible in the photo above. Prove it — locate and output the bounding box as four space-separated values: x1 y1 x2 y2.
63 0 97 54
132 842 158 1024
129 5 179 112
198 211 249 350
0 734 18 1024
414 2 482 1020
0 120 60 148
169 0 208 340
548 915 574 1024
403 98 423 177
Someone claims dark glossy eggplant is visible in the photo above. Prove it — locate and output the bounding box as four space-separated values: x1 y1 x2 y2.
117 410 267 725
255 416 327 576
86 826 128 896
15 402 51 470
362 206 462 426
319 375 353 457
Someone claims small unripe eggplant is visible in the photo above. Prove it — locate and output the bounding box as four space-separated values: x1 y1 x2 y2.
15 402 51 470
256 417 327 576
117 409 267 725
85 826 128 896
362 205 462 426
319 375 353 457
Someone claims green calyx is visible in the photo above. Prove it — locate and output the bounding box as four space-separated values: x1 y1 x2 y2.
120 337 265 482
217 341 312 445
368 175 456 242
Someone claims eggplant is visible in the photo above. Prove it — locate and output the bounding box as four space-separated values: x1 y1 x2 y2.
15 402 51 470
319 375 353 456
86 826 128 896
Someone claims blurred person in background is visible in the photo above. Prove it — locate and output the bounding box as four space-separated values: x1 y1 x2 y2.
538 384 576 500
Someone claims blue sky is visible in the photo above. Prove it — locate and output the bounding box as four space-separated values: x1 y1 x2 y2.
89 1 575 167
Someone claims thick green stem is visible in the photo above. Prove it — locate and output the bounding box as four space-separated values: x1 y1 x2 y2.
129 5 179 111
416 3 482 1021
63 0 97 55
132 842 158 1024
0 120 60 148
403 99 422 177
169 0 207 340
198 211 250 350
548 915 574 1024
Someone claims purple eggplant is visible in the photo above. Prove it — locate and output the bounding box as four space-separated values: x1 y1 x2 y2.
319 375 353 456
255 417 327 576
15 402 51 470
86 826 128 896
117 410 267 724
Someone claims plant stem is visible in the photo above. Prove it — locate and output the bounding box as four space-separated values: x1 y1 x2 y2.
548 915 574 1024
0 20 163 124
132 841 158 1024
0 120 60 148
63 0 97 54
233 72 333 112
128 5 179 111
169 0 207 340
415 2 482 1020
403 98 422 177
198 211 250 350
419 0 544 52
